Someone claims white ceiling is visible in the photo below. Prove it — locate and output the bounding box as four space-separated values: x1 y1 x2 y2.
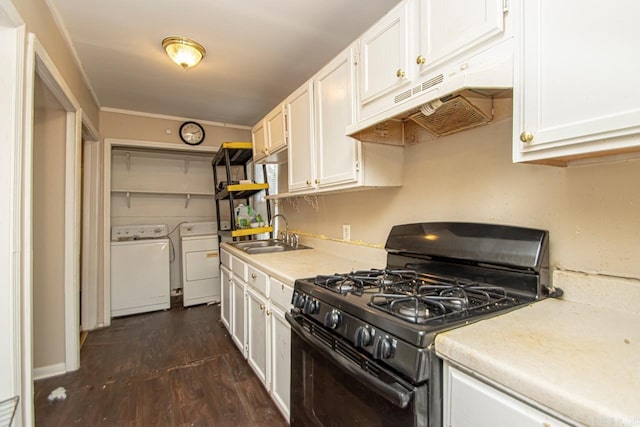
48 0 401 126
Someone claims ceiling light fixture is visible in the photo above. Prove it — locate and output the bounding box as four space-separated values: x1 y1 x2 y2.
162 36 206 70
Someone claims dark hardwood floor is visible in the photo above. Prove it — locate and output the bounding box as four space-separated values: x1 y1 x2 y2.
34 302 287 426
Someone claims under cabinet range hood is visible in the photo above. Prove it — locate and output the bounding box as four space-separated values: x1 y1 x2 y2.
348 40 514 144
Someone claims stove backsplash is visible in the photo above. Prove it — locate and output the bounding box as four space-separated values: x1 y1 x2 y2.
282 119 640 284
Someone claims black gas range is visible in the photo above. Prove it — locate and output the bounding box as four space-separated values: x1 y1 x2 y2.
286 222 560 427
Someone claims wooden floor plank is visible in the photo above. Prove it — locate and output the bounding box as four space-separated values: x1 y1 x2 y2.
34 304 287 426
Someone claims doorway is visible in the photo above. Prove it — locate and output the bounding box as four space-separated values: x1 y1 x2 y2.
24 34 83 383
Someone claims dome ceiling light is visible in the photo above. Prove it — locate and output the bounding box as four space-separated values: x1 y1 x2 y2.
162 36 206 70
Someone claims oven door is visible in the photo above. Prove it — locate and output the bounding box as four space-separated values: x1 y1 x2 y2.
286 312 429 427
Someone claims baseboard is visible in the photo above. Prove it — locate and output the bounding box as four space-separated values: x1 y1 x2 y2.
33 362 66 380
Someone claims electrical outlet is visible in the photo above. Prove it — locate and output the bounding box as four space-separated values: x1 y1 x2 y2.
342 224 351 241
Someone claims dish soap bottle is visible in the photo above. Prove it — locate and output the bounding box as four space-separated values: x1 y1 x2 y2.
235 204 251 228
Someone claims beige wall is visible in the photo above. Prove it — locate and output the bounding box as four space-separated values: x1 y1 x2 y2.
100 110 251 147
283 118 640 280
12 0 100 128
32 104 67 369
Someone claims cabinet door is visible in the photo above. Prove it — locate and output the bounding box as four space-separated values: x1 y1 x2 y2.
359 0 412 107
247 287 270 388
270 304 291 421
443 363 572 427
231 277 247 357
220 265 232 331
287 80 316 192
315 43 361 189
266 103 287 156
514 0 640 163
417 0 505 76
252 119 267 163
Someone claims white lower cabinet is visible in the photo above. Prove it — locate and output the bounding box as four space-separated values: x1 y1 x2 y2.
231 276 247 357
247 286 270 387
219 250 293 422
220 265 231 330
269 304 291 421
443 362 573 427
268 277 293 421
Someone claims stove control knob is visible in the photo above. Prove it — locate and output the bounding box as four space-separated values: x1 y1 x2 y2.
373 336 394 360
293 293 306 309
324 310 341 329
354 326 372 347
302 298 319 315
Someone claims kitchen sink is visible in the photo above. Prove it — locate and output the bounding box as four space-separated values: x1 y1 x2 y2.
230 239 311 254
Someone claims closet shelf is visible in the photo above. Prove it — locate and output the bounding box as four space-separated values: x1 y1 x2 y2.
111 189 214 196
111 189 213 209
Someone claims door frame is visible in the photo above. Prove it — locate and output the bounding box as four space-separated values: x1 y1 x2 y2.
81 125 101 331
0 0 26 424
24 34 85 380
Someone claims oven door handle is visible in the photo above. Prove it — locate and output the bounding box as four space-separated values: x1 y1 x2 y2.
286 312 414 409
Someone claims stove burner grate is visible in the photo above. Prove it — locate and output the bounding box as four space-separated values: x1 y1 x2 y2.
369 280 516 324
314 269 419 295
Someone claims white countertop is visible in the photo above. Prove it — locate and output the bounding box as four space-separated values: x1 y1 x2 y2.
221 236 386 286
220 241 640 426
436 270 640 427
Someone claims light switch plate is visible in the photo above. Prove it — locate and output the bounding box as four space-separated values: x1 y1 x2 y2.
342 224 351 241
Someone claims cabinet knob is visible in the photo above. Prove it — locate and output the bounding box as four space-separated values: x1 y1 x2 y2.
416 55 426 65
520 131 535 144
306 180 311 185
314 179 320 184
251 273 257 279
260 304 265 310
266 310 272 316
396 68 405 78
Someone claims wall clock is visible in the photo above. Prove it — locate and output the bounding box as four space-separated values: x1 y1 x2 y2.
179 121 205 145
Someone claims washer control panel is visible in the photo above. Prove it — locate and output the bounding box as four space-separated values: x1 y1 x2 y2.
111 224 168 241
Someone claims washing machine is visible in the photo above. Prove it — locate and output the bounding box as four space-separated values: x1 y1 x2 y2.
110 224 171 317
180 221 220 307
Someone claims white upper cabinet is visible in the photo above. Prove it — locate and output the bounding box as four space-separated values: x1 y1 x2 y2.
251 119 267 163
253 102 288 164
287 43 403 195
314 43 360 189
286 80 315 192
357 0 413 122
513 0 640 164
265 103 287 158
359 0 413 105
351 0 513 133
416 0 506 76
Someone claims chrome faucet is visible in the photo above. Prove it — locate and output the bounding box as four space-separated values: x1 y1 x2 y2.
270 214 289 244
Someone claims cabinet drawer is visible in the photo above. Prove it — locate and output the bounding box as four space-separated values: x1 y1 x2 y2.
247 265 269 297
270 277 293 310
232 256 247 281
220 249 232 269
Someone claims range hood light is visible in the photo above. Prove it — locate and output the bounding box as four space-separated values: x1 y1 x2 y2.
420 99 444 116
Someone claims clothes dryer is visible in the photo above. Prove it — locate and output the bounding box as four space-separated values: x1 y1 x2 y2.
180 221 220 307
